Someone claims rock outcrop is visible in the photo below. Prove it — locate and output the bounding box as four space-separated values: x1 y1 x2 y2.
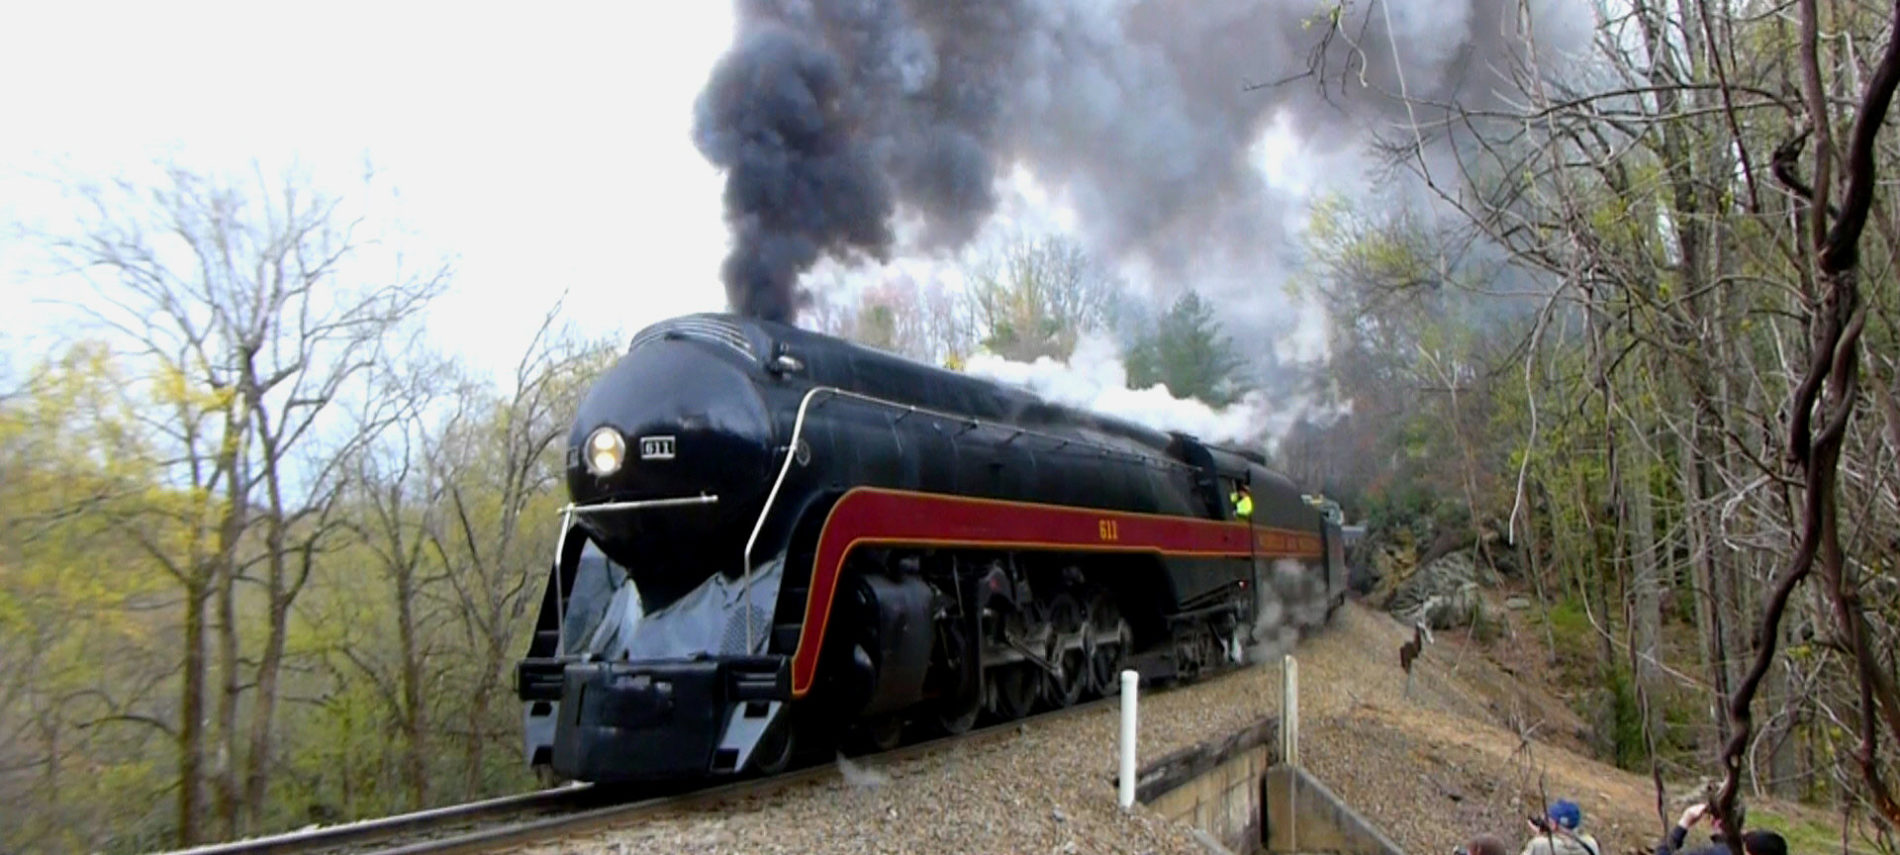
1382 549 1488 630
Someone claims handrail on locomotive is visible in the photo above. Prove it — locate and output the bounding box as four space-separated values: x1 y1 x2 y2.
740 383 1199 653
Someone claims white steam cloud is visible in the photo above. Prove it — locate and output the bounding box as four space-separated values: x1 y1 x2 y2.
960 332 1280 448
1246 557 1333 663
835 753 891 789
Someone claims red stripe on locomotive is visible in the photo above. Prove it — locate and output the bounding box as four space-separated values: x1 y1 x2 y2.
789 487 1323 697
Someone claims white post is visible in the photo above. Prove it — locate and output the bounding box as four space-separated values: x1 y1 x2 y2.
1119 669 1139 810
1281 655 1299 768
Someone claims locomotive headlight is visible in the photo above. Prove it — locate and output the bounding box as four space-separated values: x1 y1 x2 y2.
585 427 626 476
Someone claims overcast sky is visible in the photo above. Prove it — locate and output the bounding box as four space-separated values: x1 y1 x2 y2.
0 2 758 378
0 2 1332 383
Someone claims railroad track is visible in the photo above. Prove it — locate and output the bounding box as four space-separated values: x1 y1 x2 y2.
152 669 1232 855
153 783 621 855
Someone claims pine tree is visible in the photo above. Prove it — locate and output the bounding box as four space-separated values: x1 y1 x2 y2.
1125 291 1246 405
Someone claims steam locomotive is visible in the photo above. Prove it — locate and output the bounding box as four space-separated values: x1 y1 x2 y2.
514 313 1346 783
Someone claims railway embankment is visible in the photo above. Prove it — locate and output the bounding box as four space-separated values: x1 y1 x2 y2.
511 599 1813 855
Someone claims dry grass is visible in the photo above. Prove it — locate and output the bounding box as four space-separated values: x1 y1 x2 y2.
1304 601 1866 855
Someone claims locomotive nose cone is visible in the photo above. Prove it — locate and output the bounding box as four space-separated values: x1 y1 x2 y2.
565 337 773 594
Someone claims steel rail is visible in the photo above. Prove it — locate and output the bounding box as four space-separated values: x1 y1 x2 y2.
150 783 597 855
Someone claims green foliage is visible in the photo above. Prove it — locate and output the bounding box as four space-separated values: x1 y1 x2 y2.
1362 483 1444 543
1599 666 1700 773
1657 696 1700 763
1124 290 1248 404
966 236 1110 362
1537 598 1593 666
858 302 899 350
0 320 596 851
1747 808 1854 855
1605 665 1646 769
0 345 180 853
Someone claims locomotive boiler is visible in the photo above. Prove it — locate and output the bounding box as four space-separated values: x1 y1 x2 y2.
514 313 1346 783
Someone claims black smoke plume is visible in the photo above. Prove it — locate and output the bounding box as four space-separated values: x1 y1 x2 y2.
693 0 1580 325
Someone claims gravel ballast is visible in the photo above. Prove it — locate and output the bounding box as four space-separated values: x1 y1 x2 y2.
519 603 1662 855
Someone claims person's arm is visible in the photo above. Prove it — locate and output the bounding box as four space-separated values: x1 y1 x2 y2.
1659 804 1706 855
1655 825 1688 855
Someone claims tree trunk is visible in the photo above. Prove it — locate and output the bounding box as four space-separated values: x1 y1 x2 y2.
1523 481 1560 664
464 674 493 798
214 564 240 837
398 561 427 809
243 393 303 829
177 578 208 847
242 500 299 831
1766 616 1800 796
244 588 289 831
466 622 518 798
1626 442 1662 715
213 446 246 840
1717 0 1900 824
1681 434 1717 693
42 713 59 815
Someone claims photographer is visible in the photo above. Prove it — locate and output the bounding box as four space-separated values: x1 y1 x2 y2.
1657 803 1787 855
1519 800 1601 855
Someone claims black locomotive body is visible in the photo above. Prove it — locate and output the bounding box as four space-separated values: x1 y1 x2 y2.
514 314 1346 782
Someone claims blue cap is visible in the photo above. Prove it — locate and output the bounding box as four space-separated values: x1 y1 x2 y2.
1548 800 1582 830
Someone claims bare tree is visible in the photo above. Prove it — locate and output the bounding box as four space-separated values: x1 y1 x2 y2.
335 347 456 811
43 162 445 841
803 274 978 366
965 235 1113 362
422 307 612 796
1715 1 1900 837
1284 0 1900 835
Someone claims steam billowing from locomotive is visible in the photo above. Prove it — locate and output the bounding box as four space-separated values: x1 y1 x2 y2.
962 333 1279 447
1250 558 1336 662
693 0 1564 323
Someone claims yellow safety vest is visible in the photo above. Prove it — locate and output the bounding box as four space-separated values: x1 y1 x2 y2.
1230 491 1253 519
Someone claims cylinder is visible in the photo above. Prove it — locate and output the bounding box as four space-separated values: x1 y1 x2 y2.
1119 669 1139 809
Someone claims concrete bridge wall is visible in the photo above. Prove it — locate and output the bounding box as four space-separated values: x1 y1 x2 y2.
1132 715 1406 855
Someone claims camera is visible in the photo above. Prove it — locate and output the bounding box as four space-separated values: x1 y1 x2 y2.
1528 816 1553 833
